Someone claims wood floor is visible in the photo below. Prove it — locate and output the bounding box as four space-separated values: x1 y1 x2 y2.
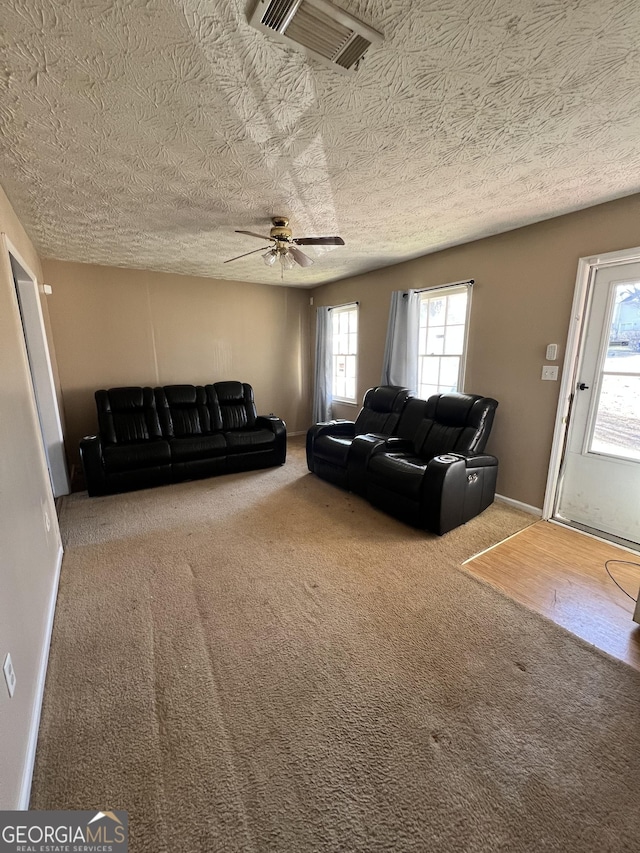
464 519 640 671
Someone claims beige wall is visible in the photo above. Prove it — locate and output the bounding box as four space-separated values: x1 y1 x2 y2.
311 194 640 509
42 260 312 468
0 186 62 807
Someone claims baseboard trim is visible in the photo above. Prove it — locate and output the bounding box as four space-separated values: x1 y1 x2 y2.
495 494 542 517
18 542 63 810
288 431 306 437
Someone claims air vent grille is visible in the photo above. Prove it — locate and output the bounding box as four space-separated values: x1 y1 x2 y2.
250 0 383 74
336 34 370 70
285 4 352 60
261 0 298 30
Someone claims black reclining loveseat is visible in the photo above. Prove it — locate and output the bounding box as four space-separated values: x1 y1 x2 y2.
80 381 286 496
307 386 498 535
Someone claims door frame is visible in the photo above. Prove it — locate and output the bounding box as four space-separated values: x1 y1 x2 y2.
2 234 70 496
544 245 640 522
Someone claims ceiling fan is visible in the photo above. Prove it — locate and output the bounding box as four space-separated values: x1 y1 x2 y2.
225 217 345 272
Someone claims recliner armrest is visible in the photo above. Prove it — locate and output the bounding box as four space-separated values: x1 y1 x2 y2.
79 434 108 496
311 420 356 438
347 433 390 495
256 415 287 464
306 421 356 472
422 452 499 535
380 436 414 452
432 452 497 469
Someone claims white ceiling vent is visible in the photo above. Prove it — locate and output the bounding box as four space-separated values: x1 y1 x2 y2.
249 0 383 73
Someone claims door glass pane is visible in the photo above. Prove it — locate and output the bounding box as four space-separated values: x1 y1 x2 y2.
605 281 640 370
588 281 640 460
590 374 640 460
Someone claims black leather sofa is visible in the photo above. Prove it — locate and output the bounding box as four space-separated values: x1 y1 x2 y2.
307 388 498 535
80 381 286 496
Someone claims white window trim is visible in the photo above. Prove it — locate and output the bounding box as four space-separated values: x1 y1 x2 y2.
417 281 473 395
331 302 359 404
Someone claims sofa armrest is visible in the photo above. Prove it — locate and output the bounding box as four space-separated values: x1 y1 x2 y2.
79 434 108 496
256 415 287 464
256 414 286 436
306 420 356 472
421 453 499 535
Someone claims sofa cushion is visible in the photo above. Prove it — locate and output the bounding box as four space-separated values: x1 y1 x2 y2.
103 440 171 472
156 385 212 437
414 394 498 457
225 428 276 453
170 434 227 462
353 386 413 436
367 452 427 500
96 387 163 444
215 381 258 430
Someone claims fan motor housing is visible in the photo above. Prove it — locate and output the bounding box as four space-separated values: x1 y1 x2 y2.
270 217 292 241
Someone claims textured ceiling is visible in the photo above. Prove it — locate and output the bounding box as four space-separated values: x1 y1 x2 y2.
3 0 640 288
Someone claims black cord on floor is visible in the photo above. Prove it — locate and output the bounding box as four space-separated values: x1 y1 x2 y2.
604 560 640 602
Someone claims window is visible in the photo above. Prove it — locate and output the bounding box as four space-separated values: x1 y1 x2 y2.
417 285 470 398
332 303 358 403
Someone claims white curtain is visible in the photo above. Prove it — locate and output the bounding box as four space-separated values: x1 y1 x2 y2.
312 306 333 423
381 289 420 390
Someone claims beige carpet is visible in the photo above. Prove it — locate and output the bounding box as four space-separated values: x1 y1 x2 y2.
32 438 640 852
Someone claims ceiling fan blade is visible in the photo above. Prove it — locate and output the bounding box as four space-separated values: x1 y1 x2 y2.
224 245 273 263
293 236 345 246
288 245 314 268
235 229 274 241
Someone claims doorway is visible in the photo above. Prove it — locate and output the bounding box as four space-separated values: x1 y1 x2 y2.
6 239 70 497
547 249 640 550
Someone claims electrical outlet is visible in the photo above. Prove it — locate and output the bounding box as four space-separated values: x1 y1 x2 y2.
44 509 51 533
3 653 16 698
633 593 640 625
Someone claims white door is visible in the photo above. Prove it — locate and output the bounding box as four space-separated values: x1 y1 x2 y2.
555 262 640 547
9 249 70 497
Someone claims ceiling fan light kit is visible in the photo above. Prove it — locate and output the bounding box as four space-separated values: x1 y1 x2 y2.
226 216 345 275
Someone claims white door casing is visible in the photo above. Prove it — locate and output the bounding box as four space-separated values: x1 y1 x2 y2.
3 235 70 497
546 249 640 548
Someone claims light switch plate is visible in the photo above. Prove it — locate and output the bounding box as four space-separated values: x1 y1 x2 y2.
541 365 559 380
